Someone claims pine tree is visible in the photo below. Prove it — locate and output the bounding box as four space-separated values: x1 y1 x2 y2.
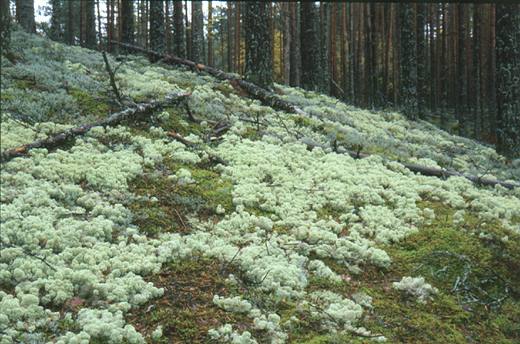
244 1 272 88
496 4 520 158
80 0 96 49
191 1 204 62
0 0 10 53
49 0 63 41
399 3 418 119
149 0 165 54
289 2 299 87
16 0 36 33
300 2 320 91
121 0 135 45
173 0 186 58
207 1 214 65
416 2 427 117
64 0 74 45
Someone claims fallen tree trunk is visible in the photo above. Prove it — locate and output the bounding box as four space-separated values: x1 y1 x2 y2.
113 43 518 190
1 92 190 163
113 41 307 116
301 138 520 190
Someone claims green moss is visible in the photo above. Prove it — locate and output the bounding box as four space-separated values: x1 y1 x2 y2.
160 106 203 137
126 258 254 343
68 88 110 118
129 158 233 237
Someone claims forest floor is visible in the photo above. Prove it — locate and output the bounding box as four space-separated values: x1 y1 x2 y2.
1 31 519 344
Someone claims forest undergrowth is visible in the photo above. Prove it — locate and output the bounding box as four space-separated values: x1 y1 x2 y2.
1 31 519 343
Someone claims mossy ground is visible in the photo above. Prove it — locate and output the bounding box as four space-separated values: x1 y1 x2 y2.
289 201 520 343
123 104 519 343
126 258 256 343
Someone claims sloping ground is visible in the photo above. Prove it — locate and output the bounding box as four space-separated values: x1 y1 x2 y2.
1 31 519 344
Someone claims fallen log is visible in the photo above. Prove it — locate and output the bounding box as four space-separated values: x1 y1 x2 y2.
113 41 308 117
301 138 520 190
1 92 190 163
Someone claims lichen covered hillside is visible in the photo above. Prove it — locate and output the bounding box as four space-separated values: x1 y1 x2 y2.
1 31 519 344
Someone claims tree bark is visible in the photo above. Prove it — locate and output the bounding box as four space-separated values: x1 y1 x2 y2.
300 2 320 91
399 3 418 119
496 4 520 158
207 1 213 66
0 0 11 52
191 1 204 62
244 2 272 88
173 0 186 58
15 0 35 33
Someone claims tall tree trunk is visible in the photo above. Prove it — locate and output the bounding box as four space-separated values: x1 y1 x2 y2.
64 0 74 45
416 2 427 118
96 0 102 48
173 0 186 58
329 2 337 97
226 2 233 72
300 2 320 91
49 0 62 41
495 4 520 158
399 3 418 119
282 2 291 85
15 0 35 33
149 0 164 54
319 2 329 94
185 0 191 59
234 1 241 73
289 2 299 87
456 3 467 135
121 0 135 46
244 2 272 88
0 0 11 52
207 0 213 66
191 1 203 62
340 2 349 101
165 0 172 53
80 0 96 49
473 4 482 139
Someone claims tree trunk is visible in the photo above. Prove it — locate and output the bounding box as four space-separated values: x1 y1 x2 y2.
416 2 427 118
173 0 186 58
457 3 467 136
15 0 35 33
289 2 299 87
185 0 191 59
234 1 241 73
226 2 233 72
244 2 272 88
0 0 11 52
300 2 320 91
495 4 520 158
207 1 213 66
149 0 165 54
191 1 204 62
399 3 418 119
121 0 135 46
283 2 291 85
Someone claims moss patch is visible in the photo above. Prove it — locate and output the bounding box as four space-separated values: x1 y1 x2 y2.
126 258 253 343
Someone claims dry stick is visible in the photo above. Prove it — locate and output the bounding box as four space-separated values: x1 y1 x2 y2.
112 42 519 190
102 51 122 103
1 92 191 163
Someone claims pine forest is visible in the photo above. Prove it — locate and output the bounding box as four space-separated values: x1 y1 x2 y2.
0 1 519 343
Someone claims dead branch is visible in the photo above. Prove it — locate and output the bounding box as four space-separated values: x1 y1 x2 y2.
102 51 122 103
1 92 191 163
